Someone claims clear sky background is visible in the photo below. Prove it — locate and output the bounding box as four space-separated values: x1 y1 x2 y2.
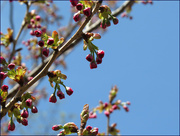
1 1 179 135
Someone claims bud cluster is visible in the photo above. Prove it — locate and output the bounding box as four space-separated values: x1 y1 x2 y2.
26 11 42 32
83 32 105 69
88 85 131 129
98 5 119 29
0 84 9 104
0 56 8 80
47 70 73 103
71 0 94 22
0 28 13 47
0 56 28 86
7 92 38 131
53 104 99 135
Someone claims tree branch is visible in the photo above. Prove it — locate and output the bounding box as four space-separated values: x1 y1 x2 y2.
6 0 135 106
1 0 102 120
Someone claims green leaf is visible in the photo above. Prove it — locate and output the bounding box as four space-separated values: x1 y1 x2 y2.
52 31 59 44
7 69 16 80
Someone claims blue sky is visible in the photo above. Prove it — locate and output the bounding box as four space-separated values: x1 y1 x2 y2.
1 1 179 135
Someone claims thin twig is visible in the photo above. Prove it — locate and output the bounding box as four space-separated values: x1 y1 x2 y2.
107 115 110 135
10 2 15 37
8 3 29 64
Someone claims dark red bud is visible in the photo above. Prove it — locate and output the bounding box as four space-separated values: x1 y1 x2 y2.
26 98 32 107
31 106 38 113
34 30 42 37
1 85 9 92
36 15 41 21
38 40 44 47
49 94 57 103
76 3 83 10
21 110 29 118
97 50 105 59
8 121 15 131
86 54 93 62
73 13 80 22
66 87 73 96
8 63 15 70
83 7 91 17
22 118 28 126
42 48 49 57
47 38 54 45
90 61 97 69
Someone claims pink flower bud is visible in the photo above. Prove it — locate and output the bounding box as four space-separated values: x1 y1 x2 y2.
90 61 97 69
34 30 42 37
8 121 15 131
0 56 6 64
148 0 153 4
1 85 9 92
57 90 65 99
22 118 28 126
8 63 15 70
31 106 38 113
28 76 33 81
96 57 102 64
76 3 83 10
113 17 119 25
49 94 57 103
89 112 97 119
38 40 44 47
83 7 91 17
100 22 106 29
52 125 62 131
66 87 73 96
0 72 7 80
103 102 108 108
36 15 41 21
112 104 118 110
32 24 37 28
37 24 41 28
21 110 29 118
123 105 129 112
41 27 47 33
27 24 32 29
86 54 93 62
126 101 131 105
30 30 35 36
42 48 49 57
30 18 35 24
86 125 92 131
92 127 99 135
70 0 79 6
73 13 80 22
97 50 105 59
121 12 127 18
47 38 54 45
26 98 32 107
109 108 113 113
104 110 110 117
106 20 111 27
